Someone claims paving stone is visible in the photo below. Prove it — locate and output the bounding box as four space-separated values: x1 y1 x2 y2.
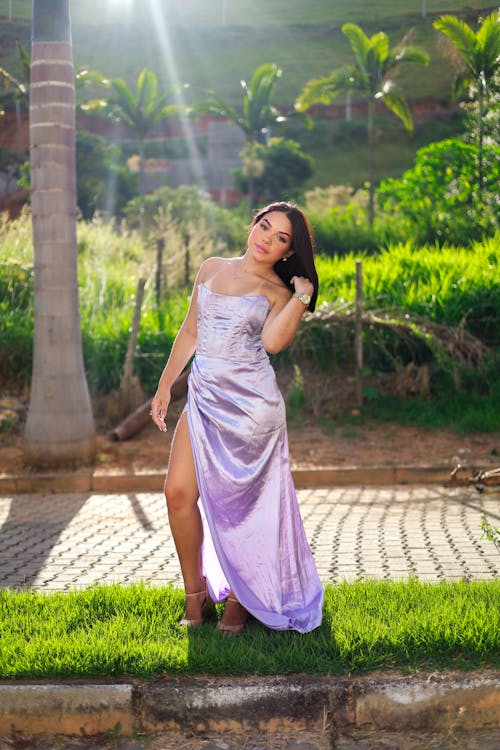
0 487 498 589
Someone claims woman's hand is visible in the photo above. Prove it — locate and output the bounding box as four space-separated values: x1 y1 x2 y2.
291 275 314 297
150 389 171 433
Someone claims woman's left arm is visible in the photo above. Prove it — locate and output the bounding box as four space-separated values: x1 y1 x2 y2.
261 275 313 354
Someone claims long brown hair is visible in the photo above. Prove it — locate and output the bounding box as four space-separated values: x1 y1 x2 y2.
251 201 318 312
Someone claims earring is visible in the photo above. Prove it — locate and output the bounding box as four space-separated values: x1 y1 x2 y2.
283 257 288 262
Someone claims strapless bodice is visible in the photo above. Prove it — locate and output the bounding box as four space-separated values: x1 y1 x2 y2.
196 283 270 362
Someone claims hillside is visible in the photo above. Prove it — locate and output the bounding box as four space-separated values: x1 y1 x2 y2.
0 1 496 189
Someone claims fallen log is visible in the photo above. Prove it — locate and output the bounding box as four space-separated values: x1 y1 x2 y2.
109 369 190 441
444 464 500 493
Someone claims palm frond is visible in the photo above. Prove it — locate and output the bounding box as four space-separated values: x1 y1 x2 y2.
433 15 478 68
194 93 248 138
370 31 390 64
108 77 136 109
452 71 472 101
0 67 25 94
295 67 365 111
16 42 31 83
155 82 189 113
392 45 430 67
379 83 414 132
137 68 157 111
342 23 371 76
477 12 500 78
247 63 282 120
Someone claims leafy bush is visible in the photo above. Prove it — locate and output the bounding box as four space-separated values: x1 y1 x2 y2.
377 138 500 245
233 138 315 205
304 185 407 256
123 184 246 252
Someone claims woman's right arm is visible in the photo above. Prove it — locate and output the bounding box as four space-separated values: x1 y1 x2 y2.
150 257 219 432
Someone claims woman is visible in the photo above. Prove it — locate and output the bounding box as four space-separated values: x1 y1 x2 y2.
151 201 323 634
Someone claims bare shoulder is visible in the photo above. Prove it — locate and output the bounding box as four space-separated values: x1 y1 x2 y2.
198 256 227 281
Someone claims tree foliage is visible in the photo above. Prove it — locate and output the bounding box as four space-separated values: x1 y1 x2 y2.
194 63 285 145
86 68 188 210
433 11 500 198
296 23 429 225
233 138 315 204
377 138 500 245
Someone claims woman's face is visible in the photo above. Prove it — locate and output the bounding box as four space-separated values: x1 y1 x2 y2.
248 211 293 263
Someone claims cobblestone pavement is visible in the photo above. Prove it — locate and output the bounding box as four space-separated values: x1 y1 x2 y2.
2 727 500 750
1 486 499 750
0 485 498 589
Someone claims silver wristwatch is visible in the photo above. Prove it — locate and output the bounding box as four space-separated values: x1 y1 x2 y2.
293 291 311 306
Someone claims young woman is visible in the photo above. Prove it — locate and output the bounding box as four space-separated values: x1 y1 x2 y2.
151 201 323 634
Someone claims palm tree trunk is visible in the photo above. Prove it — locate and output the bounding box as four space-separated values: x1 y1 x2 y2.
248 174 255 215
367 98 375 226
138 138 146 238
24 0 95 466
477 77 485 203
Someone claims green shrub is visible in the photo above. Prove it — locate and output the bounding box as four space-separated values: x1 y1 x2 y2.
377 138 500 246
304 186 408 256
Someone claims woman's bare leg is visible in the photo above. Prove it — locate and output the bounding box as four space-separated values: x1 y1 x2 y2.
219 591 248 630
164 412 205 620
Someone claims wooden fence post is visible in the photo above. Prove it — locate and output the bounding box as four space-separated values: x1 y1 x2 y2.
355 260 363 407
119 277 146 413
156 238 164 308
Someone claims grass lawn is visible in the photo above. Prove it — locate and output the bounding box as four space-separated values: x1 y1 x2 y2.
0 1 496 103
0 580 498 679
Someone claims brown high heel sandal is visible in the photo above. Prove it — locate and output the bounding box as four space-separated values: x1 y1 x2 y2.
179 584 214 628
217 596 248 635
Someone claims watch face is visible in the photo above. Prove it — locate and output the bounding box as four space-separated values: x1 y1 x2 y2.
295 292 311 305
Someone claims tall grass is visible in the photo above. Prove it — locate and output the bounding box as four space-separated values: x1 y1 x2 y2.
0 210 500 432
0 211 194 393
1 212 497 411
316 236 499 344
0 580 498 679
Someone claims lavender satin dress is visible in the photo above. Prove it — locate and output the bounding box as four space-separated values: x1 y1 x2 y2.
186 283 323 632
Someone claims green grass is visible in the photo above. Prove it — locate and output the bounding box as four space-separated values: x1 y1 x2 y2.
0 580 498 679
303 111 466 189
2 1 493 27
330 376 500 435
1 1 495 104
315 237 500 342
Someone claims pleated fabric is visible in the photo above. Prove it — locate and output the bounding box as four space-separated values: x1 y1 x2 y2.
186 283 323 632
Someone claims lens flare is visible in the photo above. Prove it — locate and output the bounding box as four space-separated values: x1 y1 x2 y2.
148 0 204 185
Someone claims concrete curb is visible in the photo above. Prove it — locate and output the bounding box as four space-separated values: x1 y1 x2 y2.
0 465 454 495
0 671 498 737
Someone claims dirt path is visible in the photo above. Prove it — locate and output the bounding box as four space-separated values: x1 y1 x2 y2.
1 398 497 477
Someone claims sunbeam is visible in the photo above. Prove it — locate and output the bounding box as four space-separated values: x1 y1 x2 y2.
148 0 205 186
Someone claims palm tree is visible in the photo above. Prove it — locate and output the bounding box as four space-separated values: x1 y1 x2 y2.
197 62 285 145
296 23 429 224
195 62 287 211
89 69 187 222
433 11 500 200
24 0 95 466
